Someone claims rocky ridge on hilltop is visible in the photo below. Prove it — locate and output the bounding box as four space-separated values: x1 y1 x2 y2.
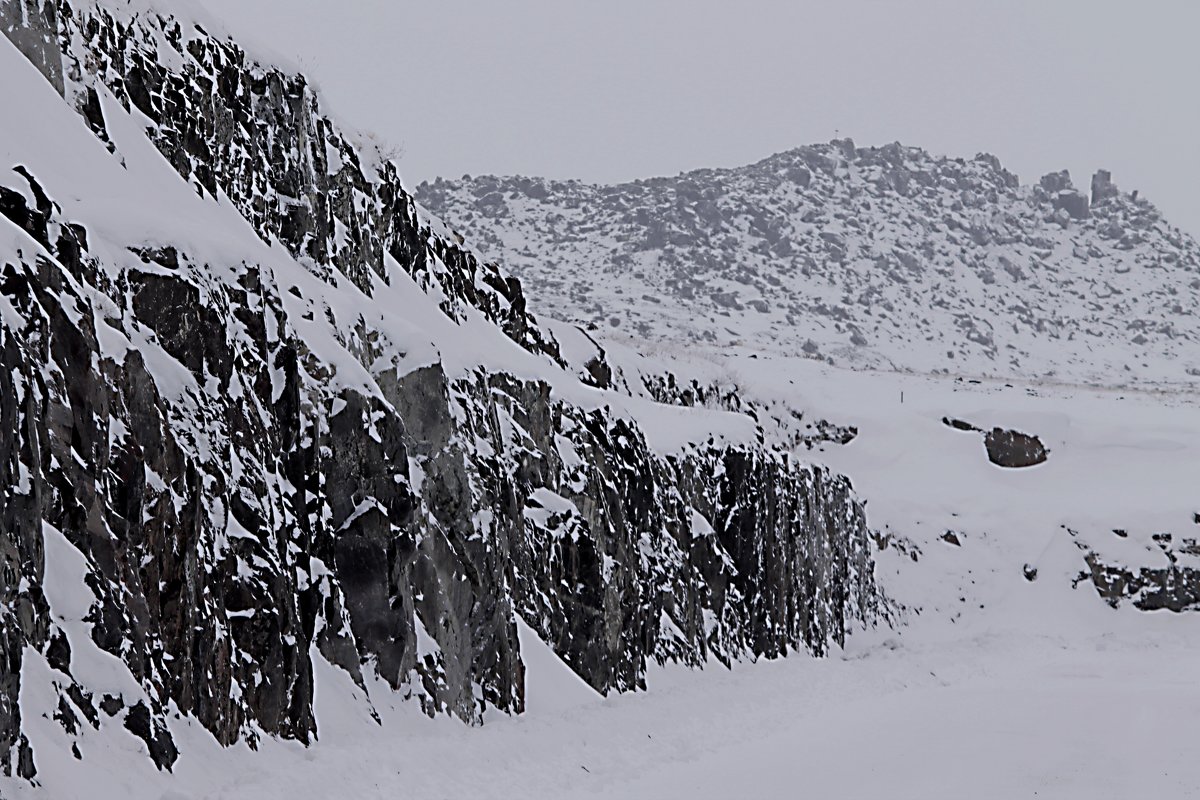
418 143 1200 387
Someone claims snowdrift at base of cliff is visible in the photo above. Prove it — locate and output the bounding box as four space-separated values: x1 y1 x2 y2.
7 361 1200 799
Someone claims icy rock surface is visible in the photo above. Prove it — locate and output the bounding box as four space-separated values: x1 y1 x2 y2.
417 142 1200 388
0 0 882 778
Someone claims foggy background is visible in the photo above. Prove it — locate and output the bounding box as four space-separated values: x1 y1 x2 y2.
199 0 1199 234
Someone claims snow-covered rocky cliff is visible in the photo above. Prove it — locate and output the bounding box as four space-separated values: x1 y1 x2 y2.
0 0 883 780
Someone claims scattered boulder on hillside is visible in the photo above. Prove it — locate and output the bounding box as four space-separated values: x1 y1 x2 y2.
1038 170 1074 194
941 417 1048 468
984 428 1048 468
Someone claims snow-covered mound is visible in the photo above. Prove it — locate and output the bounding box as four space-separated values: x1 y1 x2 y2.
416 142 1200 388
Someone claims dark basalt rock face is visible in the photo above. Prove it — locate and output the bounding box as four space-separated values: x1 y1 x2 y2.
0 0 885 780
0 0 63 93
1 0 557 362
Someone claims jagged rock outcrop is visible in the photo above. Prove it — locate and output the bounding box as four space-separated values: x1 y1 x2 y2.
1072 533 1200 612
0 0 883 780
638 371 857 451
548 326 859 453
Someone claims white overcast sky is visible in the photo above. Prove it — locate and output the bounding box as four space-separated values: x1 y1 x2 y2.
199 0 1199 234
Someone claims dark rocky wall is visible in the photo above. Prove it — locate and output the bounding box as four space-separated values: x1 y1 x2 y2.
0 0 63 93
0 1 884 780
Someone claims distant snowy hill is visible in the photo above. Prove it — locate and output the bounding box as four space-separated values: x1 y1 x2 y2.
417 143 1200 388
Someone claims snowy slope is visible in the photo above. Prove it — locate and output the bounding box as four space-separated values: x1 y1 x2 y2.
417 143 1200 389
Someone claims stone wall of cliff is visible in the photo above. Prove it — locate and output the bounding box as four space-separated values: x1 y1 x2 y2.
0 0 883 779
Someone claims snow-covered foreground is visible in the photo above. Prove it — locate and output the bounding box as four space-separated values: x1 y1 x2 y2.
11 599 1199 799
7 361 1197 799
12 595 1200 799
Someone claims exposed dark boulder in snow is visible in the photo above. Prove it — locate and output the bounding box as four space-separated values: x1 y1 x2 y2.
942 418 1048 468
983 428 1048 468
1052 190 1090 221
1038 170 1074 195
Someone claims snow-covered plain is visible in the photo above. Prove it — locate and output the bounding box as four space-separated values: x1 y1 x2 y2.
14 617 1200 799
7 360 1199 799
